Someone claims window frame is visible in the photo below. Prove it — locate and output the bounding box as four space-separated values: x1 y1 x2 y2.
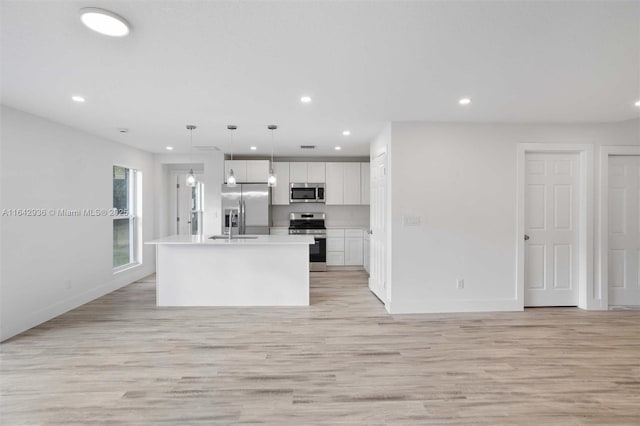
113 165 142 273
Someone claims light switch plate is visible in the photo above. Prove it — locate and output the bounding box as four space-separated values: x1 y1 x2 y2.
403 215 421 226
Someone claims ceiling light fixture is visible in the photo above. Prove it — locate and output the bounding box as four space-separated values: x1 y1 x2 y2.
166 146 173 151
227 125 238 187
635 100 640 107
80 8 130 37
335 146 342 151
71 95 85 103
300 96 312 103
267 125 278 187
250 146 257 151
342 130 351 136
186 125 197 187
459 97 472 105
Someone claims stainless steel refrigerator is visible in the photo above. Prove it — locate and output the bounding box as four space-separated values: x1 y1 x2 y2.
221 184 270 235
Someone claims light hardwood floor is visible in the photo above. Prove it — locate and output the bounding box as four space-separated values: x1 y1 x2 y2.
1 271 639 425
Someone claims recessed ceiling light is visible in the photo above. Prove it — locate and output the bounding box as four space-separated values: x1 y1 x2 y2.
635 100 640 107
300 96 312 103
71 95 85 103
250 146 257 151
342 130 351 136
80 7 130 37
335 146 342 151
459 97 472 105
165 146 173 151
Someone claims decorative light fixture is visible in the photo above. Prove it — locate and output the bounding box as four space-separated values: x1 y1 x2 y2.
267 125 278 187
186 125 197 187
300 96 312 103
71 95 85 103
459 97 472 105
79 8 130 37
227 125 238 187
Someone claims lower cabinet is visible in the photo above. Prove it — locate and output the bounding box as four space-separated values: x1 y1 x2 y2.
363 234 370 273
326 228 364 266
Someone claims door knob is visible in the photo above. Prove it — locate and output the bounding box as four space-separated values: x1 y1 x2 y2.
524 234 530 241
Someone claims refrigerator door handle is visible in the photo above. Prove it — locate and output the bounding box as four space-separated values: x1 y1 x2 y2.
240 200 246 235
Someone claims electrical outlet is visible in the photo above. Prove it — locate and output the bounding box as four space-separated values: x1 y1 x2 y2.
456 278 464 289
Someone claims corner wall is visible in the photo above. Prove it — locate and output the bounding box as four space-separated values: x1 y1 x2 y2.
0 106 156 341
386 119 639 313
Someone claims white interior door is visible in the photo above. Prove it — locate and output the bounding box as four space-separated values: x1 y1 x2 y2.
608 155 640 306
175 174 204 235
524 153 580 306
369 153 387 303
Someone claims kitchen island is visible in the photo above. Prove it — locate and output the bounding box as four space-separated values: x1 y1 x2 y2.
145 234 314 306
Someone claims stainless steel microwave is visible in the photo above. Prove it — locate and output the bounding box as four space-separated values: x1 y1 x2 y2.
290 183 325 203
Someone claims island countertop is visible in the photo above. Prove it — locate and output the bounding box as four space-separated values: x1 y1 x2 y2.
146 234 314 245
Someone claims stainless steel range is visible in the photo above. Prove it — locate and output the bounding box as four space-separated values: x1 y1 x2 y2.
289 212 326 272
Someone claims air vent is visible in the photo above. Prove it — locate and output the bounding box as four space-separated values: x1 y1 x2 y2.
300 145 316 149
194 145 221 151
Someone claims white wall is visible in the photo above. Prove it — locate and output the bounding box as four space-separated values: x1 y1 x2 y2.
0 106 156 341
386 119 640 314
153 152 224 238
271 204 369 228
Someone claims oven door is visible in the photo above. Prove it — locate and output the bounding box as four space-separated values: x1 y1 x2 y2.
309 236 326 263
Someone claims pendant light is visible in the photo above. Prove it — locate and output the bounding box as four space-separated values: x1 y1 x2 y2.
186 125 197 187
267 125 278 187
227 125 238 187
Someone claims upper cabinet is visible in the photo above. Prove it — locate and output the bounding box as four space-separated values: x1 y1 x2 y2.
289 162 325 183
224 160 269 183
271 162 290 205
325 162 369 205
360 162 370 205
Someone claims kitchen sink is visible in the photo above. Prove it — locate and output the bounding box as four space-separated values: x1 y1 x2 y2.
208 235 259 240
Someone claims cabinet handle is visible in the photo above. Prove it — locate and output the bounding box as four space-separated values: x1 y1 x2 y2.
524 234 530 241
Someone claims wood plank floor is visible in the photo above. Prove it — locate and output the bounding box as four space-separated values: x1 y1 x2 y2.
1 271 639 425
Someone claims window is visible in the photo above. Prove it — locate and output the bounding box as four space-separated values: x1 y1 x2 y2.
113 165 141 271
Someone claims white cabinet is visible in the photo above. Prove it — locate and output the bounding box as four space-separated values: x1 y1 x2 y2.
363 233 370 273
360 162 370 205
326 228 345 266
289 162 325 183
271 162 290 205
325 162 365 205
307 163 326 183
343 163 361 205
246 160 270 183
326 228 365 267
325 163 345 205
224 160 247 183
345 229 363 266
224 160 269 183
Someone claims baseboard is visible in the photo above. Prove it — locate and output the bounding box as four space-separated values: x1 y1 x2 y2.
326 265 365 271
387 297 523 314
0 266 154 342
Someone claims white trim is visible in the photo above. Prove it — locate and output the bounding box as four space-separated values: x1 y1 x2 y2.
387 298 522 314
516 143 595 310
598 146 640 309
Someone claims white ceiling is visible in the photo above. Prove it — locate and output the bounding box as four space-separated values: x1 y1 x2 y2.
2 1 639 156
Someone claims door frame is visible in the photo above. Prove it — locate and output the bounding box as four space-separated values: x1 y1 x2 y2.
598 145 640 308
516 144 595 310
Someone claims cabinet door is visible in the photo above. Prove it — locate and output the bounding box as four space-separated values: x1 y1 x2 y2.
326 237 344 252
345 237 363 265
271 162 290 205
289 162 307 183
246 160 270 183
325 163 344 205
307 162 326 183
360 162 370 205
225 160 247 183
327 252 345 266
343 163 361 205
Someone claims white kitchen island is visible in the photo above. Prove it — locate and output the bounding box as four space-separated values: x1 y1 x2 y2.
145 234 314 306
